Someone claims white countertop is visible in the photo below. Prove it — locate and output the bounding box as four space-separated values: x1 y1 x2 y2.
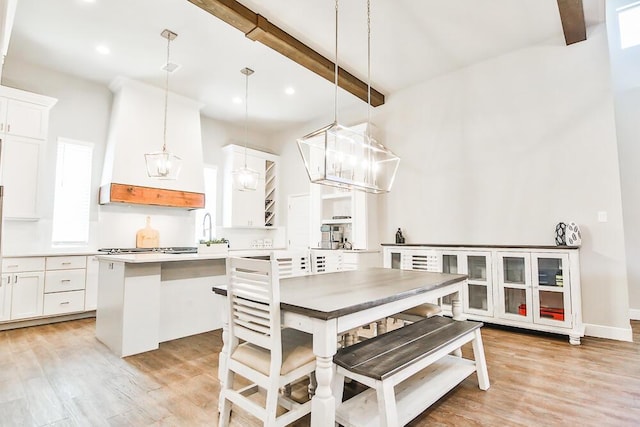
95 252 229 263
3 250 101 258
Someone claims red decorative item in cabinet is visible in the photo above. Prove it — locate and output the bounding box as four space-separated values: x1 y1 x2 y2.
519 304 564 321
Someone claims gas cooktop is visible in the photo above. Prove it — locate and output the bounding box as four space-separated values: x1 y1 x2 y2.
98 247 198 255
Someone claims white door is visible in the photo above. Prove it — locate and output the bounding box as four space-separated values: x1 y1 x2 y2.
0 274 11 321
1 137 42 219
0 97 7 132
10 271 44 320
5 99 47 139
287 194 310 250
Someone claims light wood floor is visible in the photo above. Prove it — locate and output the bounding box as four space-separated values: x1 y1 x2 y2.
1 319 640 426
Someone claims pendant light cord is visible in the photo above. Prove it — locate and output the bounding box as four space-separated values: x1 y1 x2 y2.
334 0 339 124
244 70 249 169
367 0 371 138
163 32 171 153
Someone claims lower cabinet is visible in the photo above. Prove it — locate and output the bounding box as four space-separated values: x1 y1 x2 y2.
1 255 92 325
0 274 10 321
383 244 583 344
9 271 45 320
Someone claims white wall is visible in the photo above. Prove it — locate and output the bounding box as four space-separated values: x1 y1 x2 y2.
272 24 630 337
606 0 640 319
1 58 279 253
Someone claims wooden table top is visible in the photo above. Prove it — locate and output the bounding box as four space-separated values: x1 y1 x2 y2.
213 267 466 320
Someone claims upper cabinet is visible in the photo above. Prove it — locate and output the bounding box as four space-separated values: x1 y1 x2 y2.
222 144 279 228
0 86 57 220
309 184 377 250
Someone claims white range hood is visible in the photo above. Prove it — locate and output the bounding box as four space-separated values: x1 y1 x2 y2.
99 77 205 208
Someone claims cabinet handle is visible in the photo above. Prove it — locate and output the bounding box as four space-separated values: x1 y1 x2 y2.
7 264 18 268
0 123 3 131
60 301 70 305
61 262 72 265
6 124 9 133
61 279 71 283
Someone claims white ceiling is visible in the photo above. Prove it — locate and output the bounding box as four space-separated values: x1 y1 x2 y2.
6 0 605 134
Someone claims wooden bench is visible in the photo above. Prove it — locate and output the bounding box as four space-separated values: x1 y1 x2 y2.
333 316 490 427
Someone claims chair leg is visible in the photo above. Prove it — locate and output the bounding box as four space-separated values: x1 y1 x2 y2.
265 379 280 427
308 371 317 399
218 370 234 427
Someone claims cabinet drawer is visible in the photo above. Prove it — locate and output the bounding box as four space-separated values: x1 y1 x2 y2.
43 290 85 315
2 257 45 273
45 269 86 293
46 256 87 270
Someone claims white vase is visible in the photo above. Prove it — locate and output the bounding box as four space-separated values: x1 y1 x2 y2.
565 222 582 246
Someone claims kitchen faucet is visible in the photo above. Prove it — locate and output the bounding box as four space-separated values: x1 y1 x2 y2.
203 212 212 242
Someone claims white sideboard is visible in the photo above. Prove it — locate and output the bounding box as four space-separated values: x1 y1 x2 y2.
383 244 584 344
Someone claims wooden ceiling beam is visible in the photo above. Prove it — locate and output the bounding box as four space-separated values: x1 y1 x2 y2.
557 0 586 45
187 0 385 106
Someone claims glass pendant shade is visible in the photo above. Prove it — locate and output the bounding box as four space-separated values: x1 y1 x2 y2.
145 150 183 180
233 166 260 191
297 122 400 193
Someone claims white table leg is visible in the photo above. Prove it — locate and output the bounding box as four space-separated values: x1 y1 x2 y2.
311 318 337 427
452 287 466 321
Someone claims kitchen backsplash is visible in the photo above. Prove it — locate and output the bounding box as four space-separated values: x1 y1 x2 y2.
2 203 286 255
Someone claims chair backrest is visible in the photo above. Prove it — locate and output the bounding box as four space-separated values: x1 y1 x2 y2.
401 249 441 272
226 257 281 354
311 249 343 274
271 250 311 278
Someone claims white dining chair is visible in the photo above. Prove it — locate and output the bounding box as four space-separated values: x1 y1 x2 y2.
271 250 311 278
219 257 316 427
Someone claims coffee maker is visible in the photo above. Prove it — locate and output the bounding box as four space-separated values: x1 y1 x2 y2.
320 224 344 249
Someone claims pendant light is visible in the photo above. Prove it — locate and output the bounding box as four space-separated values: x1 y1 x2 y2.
233 67 259 191
297 0 399 193
144 29 183 180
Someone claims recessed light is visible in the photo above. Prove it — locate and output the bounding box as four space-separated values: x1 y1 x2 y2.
82 0 96 3
232 96 243 104
95 44 110 55
285 86 295 95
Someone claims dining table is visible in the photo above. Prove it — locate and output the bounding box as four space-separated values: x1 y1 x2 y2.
212 266 467 427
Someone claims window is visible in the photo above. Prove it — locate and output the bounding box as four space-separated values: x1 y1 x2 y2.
51 138 93 245
618 2 640 49
195 165 217 243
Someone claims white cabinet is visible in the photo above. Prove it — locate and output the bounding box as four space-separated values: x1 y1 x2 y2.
0 274 11 321
0 86 56 220
0 137 42 219
2 98 49 139
495 252 573 330
310 184 376 250
222 144 279 228
1 255 92 324
43 256 86 316
10 271 45 320
383 244 583 344
1 257 45 320
85 255 99 310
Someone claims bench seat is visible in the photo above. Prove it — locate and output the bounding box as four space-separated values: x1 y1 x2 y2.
333 316 489 427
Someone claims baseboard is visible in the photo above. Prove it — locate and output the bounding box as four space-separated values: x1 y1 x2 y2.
629 309 640 320
0 311 96 331
584 323 633 342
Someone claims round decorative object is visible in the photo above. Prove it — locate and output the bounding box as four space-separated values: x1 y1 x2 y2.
566 221 582 246
555 222 567 246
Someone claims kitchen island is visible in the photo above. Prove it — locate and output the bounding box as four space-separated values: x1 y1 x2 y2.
95 252 228 357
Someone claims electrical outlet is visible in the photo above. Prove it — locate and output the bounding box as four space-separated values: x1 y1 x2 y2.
597 211 608 223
